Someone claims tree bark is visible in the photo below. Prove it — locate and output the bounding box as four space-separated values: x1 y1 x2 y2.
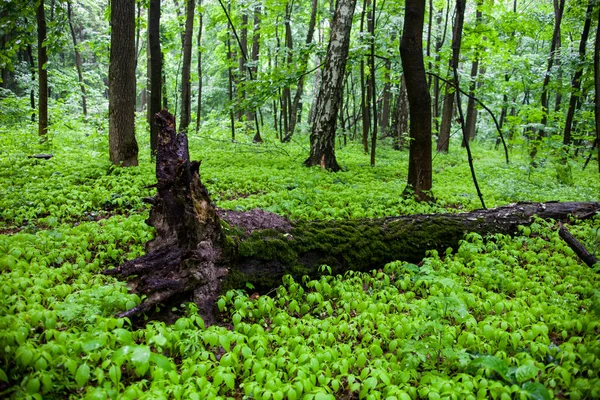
305 0 357 171
105 112 600 325
196 1 203 132
36 0 48 140
148 0 162 154
179 0 195 132
400 0 432 200
67 3 87 116
283 0 318 142
359 0 370 154
563 0 593 146
109 0 138 166
463 0 483 145
438 0 465 153
595 5 600 173
532 0 565 159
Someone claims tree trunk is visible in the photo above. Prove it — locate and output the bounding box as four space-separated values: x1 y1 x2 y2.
36 0 48 140
379 49 392 134
595 5 600 173
196 1 203 132
284 0 318 142
463 0 483 145
553 0 563 113
401 0 432 200
369 0 377 167
179 0 195 132
109 0 138 166
237 11 248 123
359 0 370 154
563 0 593 146
305 0 357 171
105 111 600 325
438 0 465 153
532 0 565 159
148 0 161 155
245 5 260 126
67 3 87 116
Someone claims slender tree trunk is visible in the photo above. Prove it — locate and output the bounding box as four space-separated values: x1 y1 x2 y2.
553 0 563 113
148 0 162 155
109 0 138 166
532 0 565 159
237 11 248 122
245 5 260 126
281 3 293 137
284 0 318 141
594 5 600 173
305 0 357 171
227 33 235 142
438 0 465 153
463 0 483 145
26 45 35 121
67 3 87 116
401 0 432 200
196 1 203 132
359 0 370 153
179 0 195 132
379 38 393 134
36 0 48 140
433 3 450 135
563 1 593 146
369 0 377 167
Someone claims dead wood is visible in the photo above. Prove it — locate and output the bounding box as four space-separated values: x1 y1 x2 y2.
103 111 600 325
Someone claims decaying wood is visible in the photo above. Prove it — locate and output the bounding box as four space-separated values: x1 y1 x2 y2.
559 222 599 268
28 154 53 160
104 110 600 325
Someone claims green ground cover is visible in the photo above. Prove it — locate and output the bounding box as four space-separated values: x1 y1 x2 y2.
0 122 599 399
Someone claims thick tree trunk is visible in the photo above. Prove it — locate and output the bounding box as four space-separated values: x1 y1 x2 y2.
179 0 194 132
305 0 357 171
148 0 162 154
109 0 138 166
400 0 432 200
36 0 48 139
105 111 600 325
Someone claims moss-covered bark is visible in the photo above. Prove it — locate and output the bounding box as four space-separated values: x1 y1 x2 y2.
222 202 600 292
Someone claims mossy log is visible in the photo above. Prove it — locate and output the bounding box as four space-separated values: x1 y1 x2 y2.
103 111 600 325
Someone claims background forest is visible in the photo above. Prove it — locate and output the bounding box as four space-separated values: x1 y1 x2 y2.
1 0 600 399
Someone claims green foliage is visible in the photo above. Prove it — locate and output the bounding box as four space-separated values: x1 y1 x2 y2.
1 124 599 399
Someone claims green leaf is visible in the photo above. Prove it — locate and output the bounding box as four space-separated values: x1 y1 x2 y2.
75 363 90 387
515 364 539 383
0 368 8 383
150 353 174 371
130 346 151 376
469 355 510 382
25 377 40 394
521 382 551 400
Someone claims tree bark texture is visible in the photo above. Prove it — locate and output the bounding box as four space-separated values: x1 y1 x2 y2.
105 115 600 325
148 0 162 154
400 0 432 200
36 0 48 139
109 0 138 166
305 0 357 171
179 0 195 132
438 0 465 153
463 0 484 145
67 3 87 116
595 5 600 173
563 0 593 146
532 0 565 159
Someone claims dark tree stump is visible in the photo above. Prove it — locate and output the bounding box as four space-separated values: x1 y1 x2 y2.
104 112 600 325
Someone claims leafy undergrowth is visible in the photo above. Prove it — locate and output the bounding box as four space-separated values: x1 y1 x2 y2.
0 121 599 399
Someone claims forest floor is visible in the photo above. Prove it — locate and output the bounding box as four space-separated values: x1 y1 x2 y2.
0 120 599 399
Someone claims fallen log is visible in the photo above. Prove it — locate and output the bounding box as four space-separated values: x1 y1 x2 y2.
103 110 600 325
558 222 599 268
